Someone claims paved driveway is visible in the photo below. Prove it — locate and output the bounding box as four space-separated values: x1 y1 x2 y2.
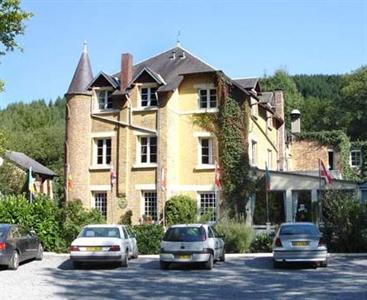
1 254 366 299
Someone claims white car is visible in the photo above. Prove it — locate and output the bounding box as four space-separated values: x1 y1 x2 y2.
69 224 138 268
160 224 225 270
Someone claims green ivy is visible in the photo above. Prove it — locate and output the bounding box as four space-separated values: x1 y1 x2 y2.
351 141 367 181
193 73 256 218
297 130 360 181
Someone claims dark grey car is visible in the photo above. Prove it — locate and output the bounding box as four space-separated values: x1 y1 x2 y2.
0 224 43 270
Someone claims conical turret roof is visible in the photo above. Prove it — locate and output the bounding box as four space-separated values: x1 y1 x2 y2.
66 43 93 95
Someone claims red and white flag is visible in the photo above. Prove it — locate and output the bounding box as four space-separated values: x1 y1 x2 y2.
319 159 333 184
110 164 117 186
161 167 166 191
215 161 222 189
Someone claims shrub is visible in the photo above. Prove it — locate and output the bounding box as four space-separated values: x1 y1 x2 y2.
215 220 253 253
165 195 197 226
130 224 164 254
322 190 367 252
120 209 132 225
249 234 273 253
61 199 105 249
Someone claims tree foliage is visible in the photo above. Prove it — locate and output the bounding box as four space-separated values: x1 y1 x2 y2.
165 195 197 226
0 0 32 91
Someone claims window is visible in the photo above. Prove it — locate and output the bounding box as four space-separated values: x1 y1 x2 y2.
251 99 258 118
140 136 157 163
200 138 213 165
251 140 257 166
97 90 113 110
200 193 217 222
96 139 111 165
199 89 217 109
143 191 158 222
350 150 362 167
141 87 157 107
94 192 107 218
328 149 334 170
267 115 273 129
267 149 273 170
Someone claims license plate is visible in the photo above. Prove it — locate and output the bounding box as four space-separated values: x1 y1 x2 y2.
176 254 191 259
87 247 102 252
292 241 309 247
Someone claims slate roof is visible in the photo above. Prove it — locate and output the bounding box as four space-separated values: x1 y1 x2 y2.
114 46 217 93
67 47 93 95
234 78 259 90
258 92 275 106
5 151 57 177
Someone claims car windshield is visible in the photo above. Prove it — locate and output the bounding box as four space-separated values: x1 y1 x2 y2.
79 227 120 238
280 224 319 236
163 227 206 242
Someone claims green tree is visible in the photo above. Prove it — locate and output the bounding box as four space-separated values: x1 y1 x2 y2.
341 66 367 140
0 0 32 91
261 69 303 128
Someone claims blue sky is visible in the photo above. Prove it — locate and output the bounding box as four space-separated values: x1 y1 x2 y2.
0 0 366 108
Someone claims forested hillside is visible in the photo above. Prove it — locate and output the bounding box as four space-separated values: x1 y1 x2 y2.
0 97 65 201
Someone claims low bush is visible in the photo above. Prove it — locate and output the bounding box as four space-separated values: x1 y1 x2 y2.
130 224 165 254
215 220 253 253
249 234 273 253
165 195 197 226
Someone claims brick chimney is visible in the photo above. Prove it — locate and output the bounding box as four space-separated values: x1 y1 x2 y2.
120 53 133 92
274 90 286 171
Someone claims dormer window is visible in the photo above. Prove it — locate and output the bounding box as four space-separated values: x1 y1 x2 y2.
199 88 217 109
97 90 113 110
141 87 158 107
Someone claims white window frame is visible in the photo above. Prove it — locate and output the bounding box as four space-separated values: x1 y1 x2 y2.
96 89 113 110
198 137 214 166
137 135 157 164
251 140 257 166
140 86 158 107
142 191 158 222
198 192 218 222
250 97 258 118
94 138 111 166
198 88 217 109
92 191 107 219
350 150 362 167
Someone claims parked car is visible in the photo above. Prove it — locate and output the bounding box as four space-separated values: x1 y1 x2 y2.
69 224 138 268
0 224 43 270
272 222 328 268
160 224 225 270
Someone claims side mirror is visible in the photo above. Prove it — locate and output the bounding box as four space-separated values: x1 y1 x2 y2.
30 230 36 236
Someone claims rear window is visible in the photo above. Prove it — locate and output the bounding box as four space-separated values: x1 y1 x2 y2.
280 224 319 236
79 227 121 238
0 228 7 239
163 227 206 242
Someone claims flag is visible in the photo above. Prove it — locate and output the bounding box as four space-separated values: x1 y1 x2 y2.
28 167 35 193
215 161 222 189
110 164 117 186
161 167 166 191
265 163 271 190
320 160 333 184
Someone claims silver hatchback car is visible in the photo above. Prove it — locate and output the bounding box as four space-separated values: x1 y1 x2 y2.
160 224 225 270
272 222 328 268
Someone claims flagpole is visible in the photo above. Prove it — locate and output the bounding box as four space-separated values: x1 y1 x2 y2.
318 158 322 226
265 163 270 229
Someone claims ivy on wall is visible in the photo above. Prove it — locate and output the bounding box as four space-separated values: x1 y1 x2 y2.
193 73 256 218
297 130 361 181
351 141 367 181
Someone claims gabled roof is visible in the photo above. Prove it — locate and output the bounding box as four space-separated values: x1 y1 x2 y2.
234 78 259 90
5 151 57 177
258 92 275 106
131 67 166 85
115 46 217 93
87 71 119 89
67 45 93 95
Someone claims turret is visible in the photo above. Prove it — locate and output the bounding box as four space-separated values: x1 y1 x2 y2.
65 43 93 204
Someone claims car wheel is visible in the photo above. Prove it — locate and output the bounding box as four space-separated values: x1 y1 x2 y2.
73 261 83 269
273 259 283 269
219 249 226 262
9 251 20 270
320 260 328 268
36 244 43 261
160 261 169 270
204 254 214 270
121 253 128 268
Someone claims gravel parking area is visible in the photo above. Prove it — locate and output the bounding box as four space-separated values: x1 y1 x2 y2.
1 254 366 299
